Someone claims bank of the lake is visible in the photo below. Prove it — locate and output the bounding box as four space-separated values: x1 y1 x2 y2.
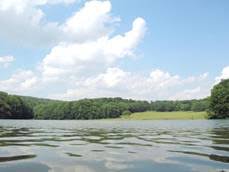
120 111 208 120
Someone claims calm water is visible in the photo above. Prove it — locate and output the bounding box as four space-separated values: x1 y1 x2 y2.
0 120 228 172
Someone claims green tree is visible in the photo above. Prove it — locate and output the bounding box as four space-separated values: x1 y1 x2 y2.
209 79 229 119
191 99 209 112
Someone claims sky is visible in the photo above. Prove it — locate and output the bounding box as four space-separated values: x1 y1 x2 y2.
0 0 228 100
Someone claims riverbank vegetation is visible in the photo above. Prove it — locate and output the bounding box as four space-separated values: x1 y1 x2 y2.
0 79 228 120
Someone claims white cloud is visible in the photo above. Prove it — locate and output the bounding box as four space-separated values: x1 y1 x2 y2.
63 0 117 42
169 87 209 100
41 17 146 80
0 56 15 68
148 69 180 88
0 0 76 13
0 0 216 101
0 2 57 46
0 0 77 46
0 70 38 93
0 0 149 98
0 0 122 47
215 66 229 83
50 68 210 100
84 67 128 88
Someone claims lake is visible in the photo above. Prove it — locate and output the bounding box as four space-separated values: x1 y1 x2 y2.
0 120 228 172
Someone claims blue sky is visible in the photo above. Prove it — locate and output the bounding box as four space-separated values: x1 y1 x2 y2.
0 0 228 100
113 0 229 75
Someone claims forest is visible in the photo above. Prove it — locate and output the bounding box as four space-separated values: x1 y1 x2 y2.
0 79 228 119
0 92 209 120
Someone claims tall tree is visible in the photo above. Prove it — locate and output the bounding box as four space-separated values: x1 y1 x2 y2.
209 79 229 119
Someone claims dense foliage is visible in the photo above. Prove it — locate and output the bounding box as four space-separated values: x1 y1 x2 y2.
209 79 229 119
0 91 210 120
0 92 33 119
150 99 209 112
33 98 150 119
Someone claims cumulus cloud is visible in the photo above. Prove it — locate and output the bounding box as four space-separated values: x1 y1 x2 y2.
0 0 76 13
41 17 146 80
63 0 117 42
0 0 148 98
0 0 77 46
0 56 15 68
84 68 128 88
0 0 217 101
0 1 65 46
50 68 210 100
169 87 208 100
0 0 120 47
215 66 229 83
0 70 38 93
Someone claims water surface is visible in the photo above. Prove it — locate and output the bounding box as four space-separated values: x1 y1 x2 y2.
0 120 228 172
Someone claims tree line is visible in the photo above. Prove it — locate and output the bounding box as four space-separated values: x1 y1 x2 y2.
0 93 209 120
0 79 228 119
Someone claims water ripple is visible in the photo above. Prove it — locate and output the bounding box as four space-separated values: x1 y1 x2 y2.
0 120 228 172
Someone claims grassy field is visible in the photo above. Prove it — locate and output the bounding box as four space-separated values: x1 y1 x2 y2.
120 111 208 120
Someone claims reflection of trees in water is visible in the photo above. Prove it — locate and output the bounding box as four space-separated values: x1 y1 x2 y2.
167 125 229 164
198 126 229 163
211 127 229 147
0 154 36 163
0 127 31 138
170 150 229 163
208 126 229 163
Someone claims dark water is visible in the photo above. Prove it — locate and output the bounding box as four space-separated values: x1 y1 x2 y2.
0 120 228 172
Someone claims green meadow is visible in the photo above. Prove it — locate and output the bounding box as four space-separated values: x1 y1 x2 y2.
120 111 208 120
